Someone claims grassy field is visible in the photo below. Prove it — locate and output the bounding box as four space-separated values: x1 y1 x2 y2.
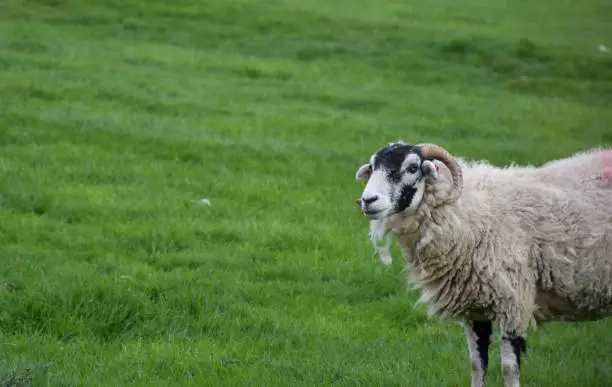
1 0 611 385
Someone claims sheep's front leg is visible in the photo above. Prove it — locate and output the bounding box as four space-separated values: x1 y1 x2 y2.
499 331 527 387
464 320 492 387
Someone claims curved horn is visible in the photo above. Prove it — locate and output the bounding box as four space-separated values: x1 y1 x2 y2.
418 143 463 204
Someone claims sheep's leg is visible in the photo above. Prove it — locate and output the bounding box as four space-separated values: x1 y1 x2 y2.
464 320 493 387
499 331 526 387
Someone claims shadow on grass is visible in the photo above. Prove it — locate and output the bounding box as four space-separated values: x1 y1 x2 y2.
0 360 53 387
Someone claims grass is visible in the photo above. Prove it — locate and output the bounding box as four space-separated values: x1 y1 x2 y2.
0 0 611 385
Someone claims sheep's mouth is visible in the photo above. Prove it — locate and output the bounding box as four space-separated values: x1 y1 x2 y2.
362 209 385 219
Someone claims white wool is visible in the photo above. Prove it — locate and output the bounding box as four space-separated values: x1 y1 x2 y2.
369 218 393 265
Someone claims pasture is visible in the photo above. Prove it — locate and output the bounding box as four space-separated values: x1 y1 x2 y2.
1 0 611 385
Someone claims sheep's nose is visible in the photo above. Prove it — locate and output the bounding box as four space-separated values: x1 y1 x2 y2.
361 195 379 205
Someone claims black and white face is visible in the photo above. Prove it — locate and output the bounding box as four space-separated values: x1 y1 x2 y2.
355 142 439 220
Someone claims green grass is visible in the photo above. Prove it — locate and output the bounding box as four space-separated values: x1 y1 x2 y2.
1 0 611 385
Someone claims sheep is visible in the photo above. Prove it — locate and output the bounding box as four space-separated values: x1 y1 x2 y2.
353 141 612 387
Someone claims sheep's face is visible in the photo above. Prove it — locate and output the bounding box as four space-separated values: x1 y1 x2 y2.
355 142 439 220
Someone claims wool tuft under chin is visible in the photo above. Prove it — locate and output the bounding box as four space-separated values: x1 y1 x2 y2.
369 218 393 265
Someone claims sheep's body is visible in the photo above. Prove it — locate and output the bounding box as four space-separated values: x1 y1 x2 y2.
365 146 612 386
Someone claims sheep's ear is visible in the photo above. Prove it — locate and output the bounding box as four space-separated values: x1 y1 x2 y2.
421 160 439 180
355 163 371 183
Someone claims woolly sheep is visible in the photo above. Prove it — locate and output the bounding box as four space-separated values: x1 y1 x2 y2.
353 141 612 387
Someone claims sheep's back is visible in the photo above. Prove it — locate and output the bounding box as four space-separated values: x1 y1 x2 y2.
457 149 612 320
525 149 612 320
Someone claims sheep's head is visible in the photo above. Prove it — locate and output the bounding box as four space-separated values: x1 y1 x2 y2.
355 142 463 220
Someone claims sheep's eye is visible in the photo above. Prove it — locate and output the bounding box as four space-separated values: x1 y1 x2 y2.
406 164 419 174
